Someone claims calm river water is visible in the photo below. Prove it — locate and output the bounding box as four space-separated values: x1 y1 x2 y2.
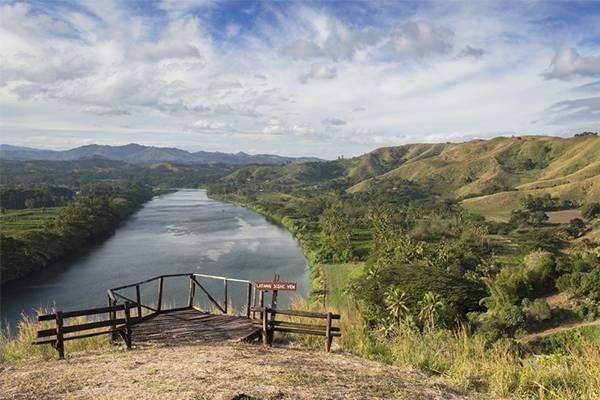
1 189 309 329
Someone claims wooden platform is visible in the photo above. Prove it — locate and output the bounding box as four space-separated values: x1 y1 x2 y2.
131 308 262 345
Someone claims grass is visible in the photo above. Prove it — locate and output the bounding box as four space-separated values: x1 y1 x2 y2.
0 309 110 363
0 207 62 236
320 262 365 309
285 297 600 399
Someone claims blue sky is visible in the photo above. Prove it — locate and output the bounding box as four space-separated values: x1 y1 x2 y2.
1 0 599 158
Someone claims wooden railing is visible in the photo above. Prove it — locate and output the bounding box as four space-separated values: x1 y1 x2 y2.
33 302 135 359
252 307 341 352
107 273 255 319
32 273 341 358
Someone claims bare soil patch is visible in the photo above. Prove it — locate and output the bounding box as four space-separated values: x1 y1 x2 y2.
545 209 582 224
0 343 479 400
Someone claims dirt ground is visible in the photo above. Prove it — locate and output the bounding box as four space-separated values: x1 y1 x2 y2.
0 342 479 400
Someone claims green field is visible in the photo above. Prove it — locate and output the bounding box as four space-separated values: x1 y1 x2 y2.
320 263 365 309
0 207 63 236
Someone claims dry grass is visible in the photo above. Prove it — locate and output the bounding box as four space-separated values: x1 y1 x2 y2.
0 342 476 400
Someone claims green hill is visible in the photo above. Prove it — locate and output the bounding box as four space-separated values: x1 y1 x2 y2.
219 135 600 221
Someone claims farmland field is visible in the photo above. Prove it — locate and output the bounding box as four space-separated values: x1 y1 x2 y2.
0 207 62 236
546 209 583 224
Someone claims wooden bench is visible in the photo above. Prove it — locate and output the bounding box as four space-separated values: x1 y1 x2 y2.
33 302 135 359
252 307 341 352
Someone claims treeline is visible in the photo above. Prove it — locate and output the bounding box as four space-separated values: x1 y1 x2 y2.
519 193 579 211
0 186 74 210
0 159 233 188
0 182 153 284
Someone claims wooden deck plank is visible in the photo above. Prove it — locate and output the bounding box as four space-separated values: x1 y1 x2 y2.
131 309 261 345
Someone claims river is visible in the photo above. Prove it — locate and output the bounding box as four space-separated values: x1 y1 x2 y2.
0 189 309 329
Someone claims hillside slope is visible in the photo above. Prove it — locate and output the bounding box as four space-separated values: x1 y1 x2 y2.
0 343 476 400
218 135 600 221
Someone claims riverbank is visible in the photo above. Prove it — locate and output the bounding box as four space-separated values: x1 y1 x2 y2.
207 192 324 294
1 183 154 284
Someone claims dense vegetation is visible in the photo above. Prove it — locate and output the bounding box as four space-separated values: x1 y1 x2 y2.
0 159 232 188
207 135 600 398
0 182 153 283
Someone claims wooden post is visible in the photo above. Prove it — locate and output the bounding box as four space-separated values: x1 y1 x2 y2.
107 293 117 343
157 276 164 312
259 290 265 320
55 311 65 359
188 276 195 308
268 275 279 344
123 302 132 349
135 284 142 318
246 282 252 318
223 279 228 314
251 284 257 319
262 307 269 346
326 312 333 352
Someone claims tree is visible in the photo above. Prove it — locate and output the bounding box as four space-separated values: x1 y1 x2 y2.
319 201 353 262
566 218 587 238
418 291 445 330
384 286 409 323
582 202 600 220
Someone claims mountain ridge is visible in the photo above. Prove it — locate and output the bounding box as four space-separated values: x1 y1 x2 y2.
0 143 321 165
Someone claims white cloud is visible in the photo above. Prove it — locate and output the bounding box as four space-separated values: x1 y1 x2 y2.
300 64 337 83
1 1 599 158
192 119 230 130
321 117 346 126
389 21 454 57
544 47 600 80
281 39 323 60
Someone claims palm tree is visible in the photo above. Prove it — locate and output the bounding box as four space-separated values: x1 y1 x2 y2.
384 286 409 322
418 291 444 330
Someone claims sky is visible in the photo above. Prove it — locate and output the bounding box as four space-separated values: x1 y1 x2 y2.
0 0 599 159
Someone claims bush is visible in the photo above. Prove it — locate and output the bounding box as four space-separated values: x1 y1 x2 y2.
350 263 486 329
582 202 600 220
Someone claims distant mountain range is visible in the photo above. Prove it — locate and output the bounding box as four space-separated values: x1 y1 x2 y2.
0 144 321 165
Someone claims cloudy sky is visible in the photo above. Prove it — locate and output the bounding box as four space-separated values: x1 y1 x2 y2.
1 0 599 158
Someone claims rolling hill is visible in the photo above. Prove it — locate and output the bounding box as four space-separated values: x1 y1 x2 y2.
219 135 600 221
0 144 320 165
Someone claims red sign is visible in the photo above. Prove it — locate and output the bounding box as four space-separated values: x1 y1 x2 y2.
255 281 297 291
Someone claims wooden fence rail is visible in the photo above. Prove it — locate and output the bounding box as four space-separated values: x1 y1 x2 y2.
251 307 341 352
33 302 134 359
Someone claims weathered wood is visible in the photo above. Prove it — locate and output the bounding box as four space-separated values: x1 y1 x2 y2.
262 306 269 346
259 290 265 321
123 302 132 349
326 312 333 352
246 282 252 318
136 284 142 318
38 304 125 321
191 276 226 314
131 309 261 345
223 279 228 314
188 277 195 308
251 307 340 320
157 276 164 312
270 320 340 332
272 326 341 337
108 293 118 343
55 311 64 359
